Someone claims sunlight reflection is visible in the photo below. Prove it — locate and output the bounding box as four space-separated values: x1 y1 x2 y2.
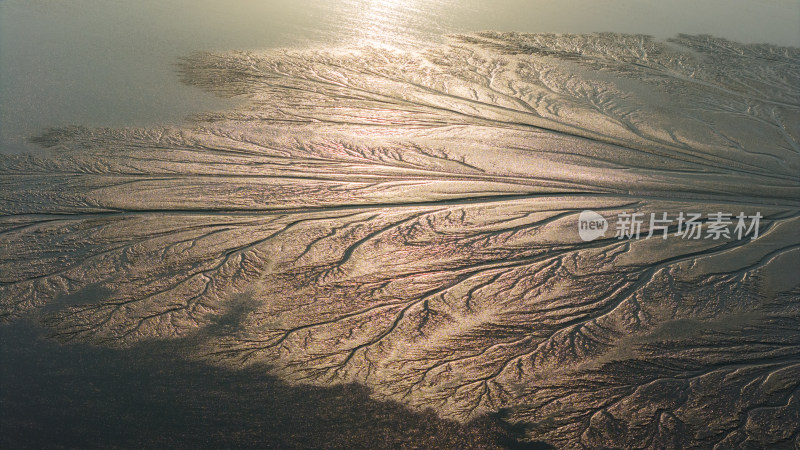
347 0 450 48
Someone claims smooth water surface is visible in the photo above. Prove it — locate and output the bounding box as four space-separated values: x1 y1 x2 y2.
1 0 798 152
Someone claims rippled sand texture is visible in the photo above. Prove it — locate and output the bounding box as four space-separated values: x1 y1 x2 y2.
1 33 799 447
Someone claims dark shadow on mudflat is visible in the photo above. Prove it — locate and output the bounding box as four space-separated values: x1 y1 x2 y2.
0 321 531 449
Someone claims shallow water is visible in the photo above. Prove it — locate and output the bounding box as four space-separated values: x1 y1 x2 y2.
1 0 799 152
1 2 800 449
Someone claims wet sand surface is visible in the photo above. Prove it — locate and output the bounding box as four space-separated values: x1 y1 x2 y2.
1 30 799 448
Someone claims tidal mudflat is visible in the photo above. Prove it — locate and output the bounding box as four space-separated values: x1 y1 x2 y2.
1 32 799 447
